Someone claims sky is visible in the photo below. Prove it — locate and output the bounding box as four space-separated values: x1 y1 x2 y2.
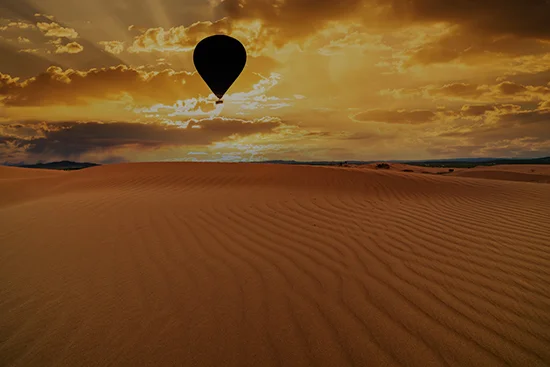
1 0 549 164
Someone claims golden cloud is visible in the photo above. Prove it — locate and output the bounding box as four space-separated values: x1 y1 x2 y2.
34 13 55 21
54 41 84 54
0 64 272 108
459 105 499 118
454 104 523 123
127 18 230 53
384 81 550 103
36 22 78 38
7 22 36 30
401 30 550 68
217 0 550 40
216 0 364 40
303 22 390 56
212 0 550 72
17 48 39 54
127 18 277 56
0 66 192 107
132 73 289 121
98 40 125 54
353 109 437 124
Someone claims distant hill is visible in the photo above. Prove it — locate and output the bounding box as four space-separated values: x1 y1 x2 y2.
16 161 100 171
5 157 549 171
404 157 550 168
258 157 550 168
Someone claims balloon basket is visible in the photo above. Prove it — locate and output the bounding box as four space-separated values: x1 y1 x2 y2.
215 100 224 105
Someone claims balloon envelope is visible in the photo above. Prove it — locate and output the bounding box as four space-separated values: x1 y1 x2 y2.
193 35 247 102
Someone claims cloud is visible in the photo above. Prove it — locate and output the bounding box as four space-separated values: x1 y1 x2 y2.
353 109 437 124
215 0 364 40
1 1 549 162
0 65 203 107
216 0 550 40
212 0 550 72
358 103 550 158
127 17 277 56
343 102 550 158
128 18 231 53
17 48 39 54
384 81 550 103
435 108 550 151
433 83 487 98
17 36 30 43
305 23 390 56
6 21 36 30
1 118 282 162
54 41 84 54
98 40 125 54
0 62 275 109
36 22 78 38
458 104 499 118
377 0 550 40
400 28 550 67
34 13 55 21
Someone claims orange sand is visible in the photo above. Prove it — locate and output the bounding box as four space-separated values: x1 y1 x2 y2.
358 163 550 183
1 162 549 366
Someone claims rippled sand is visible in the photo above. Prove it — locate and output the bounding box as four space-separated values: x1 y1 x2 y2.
1 162 549 366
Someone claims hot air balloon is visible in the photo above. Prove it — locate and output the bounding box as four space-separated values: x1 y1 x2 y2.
193 35 247 104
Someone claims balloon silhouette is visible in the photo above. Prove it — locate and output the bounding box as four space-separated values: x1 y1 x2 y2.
193 35 247 104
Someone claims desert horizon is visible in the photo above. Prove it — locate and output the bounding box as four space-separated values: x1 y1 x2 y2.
1 162 549 366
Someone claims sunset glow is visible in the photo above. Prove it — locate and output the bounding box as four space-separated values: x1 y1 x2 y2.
1 0 549 163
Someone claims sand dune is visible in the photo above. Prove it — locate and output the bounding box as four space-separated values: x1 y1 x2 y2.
357 163 550 183
1 162 550 366
449 165 550 183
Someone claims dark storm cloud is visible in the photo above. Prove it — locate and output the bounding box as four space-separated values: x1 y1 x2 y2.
214 0 550 67
216 0 550 39
439 108 550 142
0 118 281 160
385 0 550 65
425 106 550 158
378 0 550 39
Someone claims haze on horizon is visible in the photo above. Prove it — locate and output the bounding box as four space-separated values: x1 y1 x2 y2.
1 0 549 164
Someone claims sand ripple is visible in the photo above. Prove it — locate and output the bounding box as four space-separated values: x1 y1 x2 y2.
1 163 549 366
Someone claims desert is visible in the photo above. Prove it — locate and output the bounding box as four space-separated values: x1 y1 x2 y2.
1 162 549 366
